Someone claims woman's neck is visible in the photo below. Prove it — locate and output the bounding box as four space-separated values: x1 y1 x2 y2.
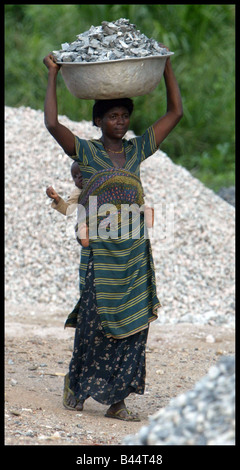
100 136 123 152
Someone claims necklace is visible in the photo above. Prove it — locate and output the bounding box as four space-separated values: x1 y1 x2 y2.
103 143 124 154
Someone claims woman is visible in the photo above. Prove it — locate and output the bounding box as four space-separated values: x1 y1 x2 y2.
43 51 183 421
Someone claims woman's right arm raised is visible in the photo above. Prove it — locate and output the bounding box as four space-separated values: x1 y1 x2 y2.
43 54 76 157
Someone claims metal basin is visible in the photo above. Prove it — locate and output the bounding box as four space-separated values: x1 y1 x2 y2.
57 53 174 100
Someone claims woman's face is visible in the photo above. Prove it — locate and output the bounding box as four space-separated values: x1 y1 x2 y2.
96 106 130 140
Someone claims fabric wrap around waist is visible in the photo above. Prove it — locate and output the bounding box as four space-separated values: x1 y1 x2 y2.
66 168 160 339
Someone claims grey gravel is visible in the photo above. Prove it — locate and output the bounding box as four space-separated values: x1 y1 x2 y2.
123 355 235 446
5 106 235 329
52 18 170 63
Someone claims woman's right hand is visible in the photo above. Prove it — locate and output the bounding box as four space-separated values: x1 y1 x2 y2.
43 53 60 72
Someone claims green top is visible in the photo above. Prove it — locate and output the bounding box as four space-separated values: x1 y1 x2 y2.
65 126 161 339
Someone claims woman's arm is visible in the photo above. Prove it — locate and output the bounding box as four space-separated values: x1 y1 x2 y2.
43 54 76 156
153 57 183 147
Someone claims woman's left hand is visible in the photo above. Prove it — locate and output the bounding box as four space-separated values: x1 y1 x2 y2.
158 43 171 64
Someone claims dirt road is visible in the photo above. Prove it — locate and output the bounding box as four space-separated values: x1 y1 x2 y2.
5 301 235 446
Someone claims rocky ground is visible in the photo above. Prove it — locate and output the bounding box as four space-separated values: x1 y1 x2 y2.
5 302 235 446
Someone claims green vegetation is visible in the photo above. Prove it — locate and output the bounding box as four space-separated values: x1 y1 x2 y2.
5 4 235 191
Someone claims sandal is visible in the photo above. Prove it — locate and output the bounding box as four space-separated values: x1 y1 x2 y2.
63 373 84 411
105 408 141 422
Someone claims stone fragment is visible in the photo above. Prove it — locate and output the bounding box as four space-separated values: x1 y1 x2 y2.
53 18 171 63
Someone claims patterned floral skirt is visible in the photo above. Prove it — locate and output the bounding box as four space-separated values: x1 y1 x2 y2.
68 251 148 405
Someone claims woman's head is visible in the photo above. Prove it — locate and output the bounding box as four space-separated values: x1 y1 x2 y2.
92 98 134 127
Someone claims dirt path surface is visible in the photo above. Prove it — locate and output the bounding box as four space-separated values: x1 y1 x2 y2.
5 301 235 446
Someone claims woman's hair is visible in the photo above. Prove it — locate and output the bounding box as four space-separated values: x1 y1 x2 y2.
92 98 134 126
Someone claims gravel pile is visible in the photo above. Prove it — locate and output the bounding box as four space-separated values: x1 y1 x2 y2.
123 355 235 445
5 106 235 328
53 18 170 63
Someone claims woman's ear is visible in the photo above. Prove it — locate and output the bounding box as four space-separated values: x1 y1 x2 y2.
95 117 102 128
